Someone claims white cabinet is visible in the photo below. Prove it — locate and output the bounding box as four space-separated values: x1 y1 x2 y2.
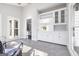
38 7 68 45
54 31 68 45
54 11 59 23
38 23 54 42
53 8 68 45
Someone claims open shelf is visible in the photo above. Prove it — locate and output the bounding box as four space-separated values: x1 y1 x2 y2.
54 24 67 31
54 23 67 25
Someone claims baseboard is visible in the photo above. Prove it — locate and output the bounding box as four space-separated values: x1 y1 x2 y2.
38 40 66 46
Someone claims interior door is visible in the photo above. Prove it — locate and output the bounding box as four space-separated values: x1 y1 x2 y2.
73 6 79 46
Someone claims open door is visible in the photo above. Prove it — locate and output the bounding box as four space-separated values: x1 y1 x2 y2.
73 3 79 55
26 19 32 40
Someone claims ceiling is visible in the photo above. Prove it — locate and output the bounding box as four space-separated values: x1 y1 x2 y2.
6 3 29 7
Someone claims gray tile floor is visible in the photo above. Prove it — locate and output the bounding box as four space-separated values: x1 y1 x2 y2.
17 39 70 56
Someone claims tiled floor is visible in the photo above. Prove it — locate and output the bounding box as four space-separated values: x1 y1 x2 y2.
16 39 71 56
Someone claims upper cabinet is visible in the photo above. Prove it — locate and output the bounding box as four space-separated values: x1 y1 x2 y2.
55 11 59 23
39 8 67 25
54 8 66 25
60 10 65 23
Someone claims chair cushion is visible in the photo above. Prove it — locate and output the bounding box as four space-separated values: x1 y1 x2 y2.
5 47 17 56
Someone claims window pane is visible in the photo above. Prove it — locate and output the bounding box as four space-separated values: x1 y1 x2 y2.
10 29 12 36
61 10 65 23
14 29 18 36
75 28 79 39
55 12 58 23
9 20 12 28
14 20 18 28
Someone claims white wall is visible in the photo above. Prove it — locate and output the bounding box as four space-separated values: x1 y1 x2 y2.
0 3 23 41
0 3 68 42
22 3 67 41
22 4 39 40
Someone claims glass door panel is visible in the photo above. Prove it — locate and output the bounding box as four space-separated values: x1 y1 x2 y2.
60 10 65 23
55 11 59 23
73 3 79 55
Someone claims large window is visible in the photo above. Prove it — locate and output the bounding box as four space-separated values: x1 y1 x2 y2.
9 17 19 39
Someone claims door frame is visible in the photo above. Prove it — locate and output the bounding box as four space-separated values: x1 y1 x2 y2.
26 17 32 40
67 3 78 56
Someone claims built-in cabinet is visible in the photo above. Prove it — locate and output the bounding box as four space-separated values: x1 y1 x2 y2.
54 31 68 45
54 8 67 25
38 8 68 45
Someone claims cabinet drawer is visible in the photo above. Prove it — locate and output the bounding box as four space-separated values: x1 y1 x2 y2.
57 31 68 45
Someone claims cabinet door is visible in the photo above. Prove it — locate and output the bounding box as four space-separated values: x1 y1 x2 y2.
58 32 68 45
55 11 59 23
54 31 68 45
60 10 65 23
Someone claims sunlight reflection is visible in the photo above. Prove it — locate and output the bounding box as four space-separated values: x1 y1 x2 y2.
22 45 32 53
30 49 48 56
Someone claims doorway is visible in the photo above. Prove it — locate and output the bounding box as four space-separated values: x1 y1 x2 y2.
26 19 32 40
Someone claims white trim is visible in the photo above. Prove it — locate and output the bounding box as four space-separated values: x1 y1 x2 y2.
39 8 66 15
25 17 32 39
67 3 78 56
67 46 78 56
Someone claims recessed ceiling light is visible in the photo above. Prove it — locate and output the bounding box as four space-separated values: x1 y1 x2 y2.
17 3 22 5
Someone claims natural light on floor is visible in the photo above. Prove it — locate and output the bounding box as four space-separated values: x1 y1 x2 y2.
30 49 48 56
22 45 32 53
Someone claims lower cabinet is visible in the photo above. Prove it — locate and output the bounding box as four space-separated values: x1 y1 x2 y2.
54 31 68 45
38 31 68 45
38 31 53 42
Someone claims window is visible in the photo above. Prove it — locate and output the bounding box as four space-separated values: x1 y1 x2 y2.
9 17 19 38
14 29 18 36
74 5 79 39
14 20 18 28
